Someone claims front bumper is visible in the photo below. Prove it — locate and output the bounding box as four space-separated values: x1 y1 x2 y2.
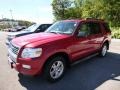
8 58 43 76
8 49 43 76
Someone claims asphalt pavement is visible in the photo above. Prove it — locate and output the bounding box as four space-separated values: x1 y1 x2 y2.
0 32 120 90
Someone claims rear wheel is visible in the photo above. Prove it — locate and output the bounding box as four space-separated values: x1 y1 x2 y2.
44 56 66 82
99 43 108 57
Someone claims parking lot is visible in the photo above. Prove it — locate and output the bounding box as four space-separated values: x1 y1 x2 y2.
0 32 120 90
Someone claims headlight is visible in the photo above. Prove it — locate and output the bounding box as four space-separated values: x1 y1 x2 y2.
21 48 42 58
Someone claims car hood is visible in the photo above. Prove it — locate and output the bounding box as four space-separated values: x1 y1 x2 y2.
12 32 70 47
8 30 30 36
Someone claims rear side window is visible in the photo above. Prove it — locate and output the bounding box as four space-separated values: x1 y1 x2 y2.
103 23 111 32
89 22 101 35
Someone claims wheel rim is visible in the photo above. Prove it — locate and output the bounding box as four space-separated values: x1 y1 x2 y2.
102 45 107 56
50 61 64 79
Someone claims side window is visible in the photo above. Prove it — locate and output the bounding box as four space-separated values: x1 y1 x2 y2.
37 26 41 29
37 25 48 32
89 22 101 35
103 23 111 32
78 23 90 37
41 25 50 31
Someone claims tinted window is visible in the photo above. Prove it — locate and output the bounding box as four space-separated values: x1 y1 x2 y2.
37 24 51 32
89 22 101 34
103 23 111 32
41 25 50 30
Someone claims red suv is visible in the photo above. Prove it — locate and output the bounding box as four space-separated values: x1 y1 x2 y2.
8 19 111 82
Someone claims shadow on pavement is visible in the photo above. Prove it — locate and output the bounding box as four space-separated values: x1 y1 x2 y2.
18 52 120 90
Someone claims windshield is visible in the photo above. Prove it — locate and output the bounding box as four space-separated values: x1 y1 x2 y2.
45 21 78 35
24 24 40 32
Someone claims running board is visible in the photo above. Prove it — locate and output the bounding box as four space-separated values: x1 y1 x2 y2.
71 53 99 66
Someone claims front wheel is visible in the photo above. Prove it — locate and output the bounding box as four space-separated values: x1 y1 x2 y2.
99 43 108 57
44 56 66 82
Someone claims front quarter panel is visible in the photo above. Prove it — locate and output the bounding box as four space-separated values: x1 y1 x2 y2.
19 36 73 64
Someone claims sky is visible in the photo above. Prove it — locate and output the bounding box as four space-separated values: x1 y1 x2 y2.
0 0 54 23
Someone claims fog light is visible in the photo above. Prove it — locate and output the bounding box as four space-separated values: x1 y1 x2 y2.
22 64 31 69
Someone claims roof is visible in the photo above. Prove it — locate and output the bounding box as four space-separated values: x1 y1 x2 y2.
62 18 105 23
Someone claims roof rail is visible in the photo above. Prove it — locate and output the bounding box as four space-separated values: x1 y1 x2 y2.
86 18 104 21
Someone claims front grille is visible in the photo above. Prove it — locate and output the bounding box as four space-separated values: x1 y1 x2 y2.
10 43 19 55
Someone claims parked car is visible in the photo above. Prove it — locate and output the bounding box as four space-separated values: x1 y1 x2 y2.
14 26 26 32
8 26 26 32
6 24 52 47
7 28 16 32
8 19 111 82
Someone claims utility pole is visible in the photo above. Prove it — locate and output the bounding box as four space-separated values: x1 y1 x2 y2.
9 9 14 28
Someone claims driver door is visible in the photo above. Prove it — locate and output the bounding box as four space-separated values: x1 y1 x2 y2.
71 22 94 61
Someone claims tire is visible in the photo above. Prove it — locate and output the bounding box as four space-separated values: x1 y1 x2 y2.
99 43 108 57
43 56 66 82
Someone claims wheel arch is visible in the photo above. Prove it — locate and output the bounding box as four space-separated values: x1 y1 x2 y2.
103 40 109 50
43 52 71 72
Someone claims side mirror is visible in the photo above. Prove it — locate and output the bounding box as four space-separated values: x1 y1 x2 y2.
77 31 87 37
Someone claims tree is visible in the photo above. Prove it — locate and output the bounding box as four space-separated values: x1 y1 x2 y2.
81 0 104 18
81 0 120 27
52 0 72 20
52 0 120 27
103 0 120 27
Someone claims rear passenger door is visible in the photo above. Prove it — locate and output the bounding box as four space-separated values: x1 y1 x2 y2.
88 22 104 51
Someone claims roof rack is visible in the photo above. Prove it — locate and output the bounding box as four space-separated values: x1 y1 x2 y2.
86 18 104 21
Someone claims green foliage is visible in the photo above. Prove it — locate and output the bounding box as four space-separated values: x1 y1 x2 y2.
82 0 105 19
52 0 73 20
111 27 120 39
52 0 120 27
